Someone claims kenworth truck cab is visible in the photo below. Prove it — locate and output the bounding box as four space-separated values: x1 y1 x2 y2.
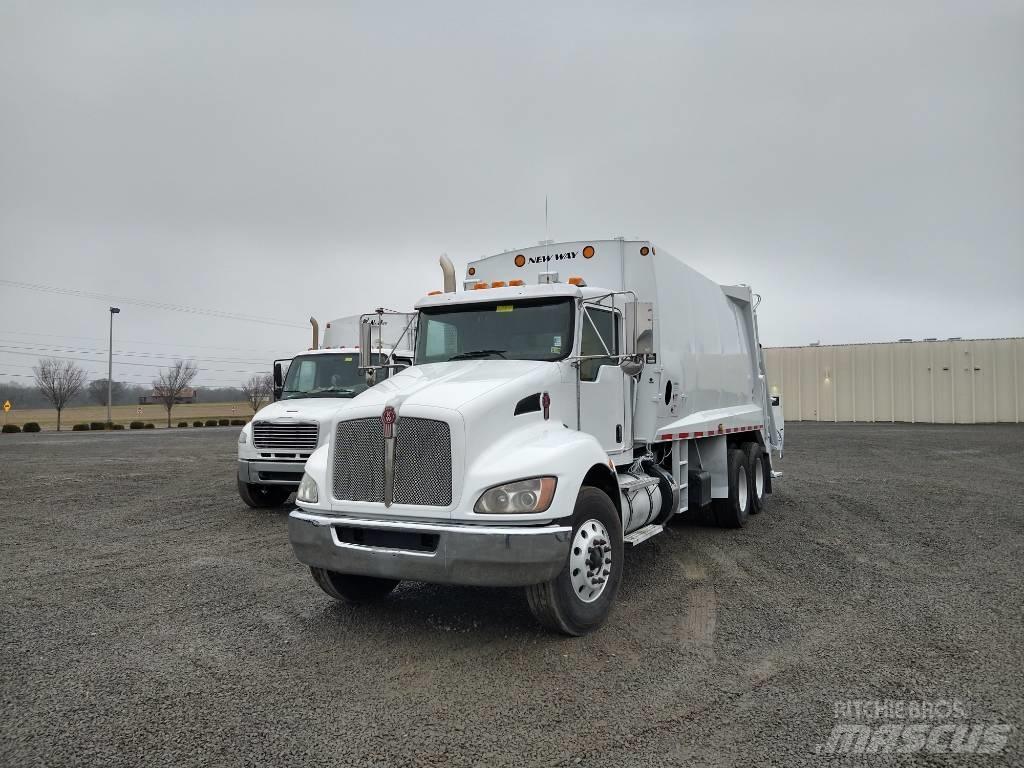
236 313 414 508
288 241 783 634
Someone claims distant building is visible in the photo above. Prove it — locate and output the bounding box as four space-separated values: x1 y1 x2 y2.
764 337 1023 424
139 386 198 405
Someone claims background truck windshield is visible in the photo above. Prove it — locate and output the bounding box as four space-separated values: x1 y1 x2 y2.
282 353 390 399
416 298 574 364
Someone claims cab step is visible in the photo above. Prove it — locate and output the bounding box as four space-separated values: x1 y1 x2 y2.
623 523 663 546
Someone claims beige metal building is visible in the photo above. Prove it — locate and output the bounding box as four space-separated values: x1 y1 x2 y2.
763 338 1023 423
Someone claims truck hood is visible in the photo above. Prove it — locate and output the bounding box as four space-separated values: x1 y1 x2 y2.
252 397 356 423
349 360 550 412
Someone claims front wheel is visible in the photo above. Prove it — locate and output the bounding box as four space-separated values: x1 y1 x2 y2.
237 478 292 508
310 568 400 603
525 487 623 636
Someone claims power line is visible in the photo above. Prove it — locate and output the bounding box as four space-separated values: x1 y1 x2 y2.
0 279 308 329
0 342 269 365
0 371 259 387
0 329 281 356
0 349 268 375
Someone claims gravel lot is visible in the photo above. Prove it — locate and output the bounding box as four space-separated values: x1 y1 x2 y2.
2 424 1022 766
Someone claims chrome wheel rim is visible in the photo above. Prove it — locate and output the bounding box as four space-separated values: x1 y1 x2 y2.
738 469 748 512
754 458 764 499
569 519 612 603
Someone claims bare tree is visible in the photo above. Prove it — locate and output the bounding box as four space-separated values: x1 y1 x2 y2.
33 358 88 431
88 378 124 407
241 373 273 414
153 360 198 427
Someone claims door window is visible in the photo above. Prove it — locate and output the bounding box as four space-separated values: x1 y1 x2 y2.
580 307 620 382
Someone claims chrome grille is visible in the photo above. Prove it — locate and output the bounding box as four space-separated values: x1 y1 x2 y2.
252 421 319 453
333 418 385 503
333 417 452 506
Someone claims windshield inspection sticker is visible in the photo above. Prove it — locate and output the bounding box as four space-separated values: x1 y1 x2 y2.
344 357 353 362
496 305 513 313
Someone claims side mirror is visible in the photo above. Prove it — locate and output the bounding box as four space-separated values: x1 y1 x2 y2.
619 357 643 376
624 301 654 355
272 361 284 401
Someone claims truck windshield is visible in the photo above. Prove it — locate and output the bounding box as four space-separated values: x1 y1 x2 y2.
416 298 574 364
281 353 391 399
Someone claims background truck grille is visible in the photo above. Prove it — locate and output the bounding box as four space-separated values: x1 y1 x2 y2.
252 421 319 453
333 417 452 506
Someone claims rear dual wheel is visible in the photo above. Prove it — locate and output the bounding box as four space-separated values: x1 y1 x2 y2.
744 442 768 514
714 448 751 528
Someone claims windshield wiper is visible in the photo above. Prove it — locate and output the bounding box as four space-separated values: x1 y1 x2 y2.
447 349 508 361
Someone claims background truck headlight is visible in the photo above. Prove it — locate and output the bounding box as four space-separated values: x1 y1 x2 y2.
297 473 319 504
474 477 557 514
238 429 247 444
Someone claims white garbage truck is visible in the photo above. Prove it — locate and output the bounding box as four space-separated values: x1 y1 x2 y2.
236 313 415 508
288 240 783 634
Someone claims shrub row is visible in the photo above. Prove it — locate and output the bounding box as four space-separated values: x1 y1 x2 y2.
4 418 248 433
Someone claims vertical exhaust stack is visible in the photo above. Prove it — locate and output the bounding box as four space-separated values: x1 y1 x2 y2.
439 253 456 293
309 317 319 349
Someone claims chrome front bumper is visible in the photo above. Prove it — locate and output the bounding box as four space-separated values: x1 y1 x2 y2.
288 510 572 587
238 459 306 486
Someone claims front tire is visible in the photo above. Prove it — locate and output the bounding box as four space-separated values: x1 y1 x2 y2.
526 486 623 636
237 478 292 508
714 448 751 528
310 568 400 603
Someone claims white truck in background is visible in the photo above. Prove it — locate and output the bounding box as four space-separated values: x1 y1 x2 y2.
288 240 783 634
236 312 415 508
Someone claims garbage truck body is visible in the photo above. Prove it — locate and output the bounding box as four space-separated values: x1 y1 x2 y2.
236 313 415 508
289 241 783 633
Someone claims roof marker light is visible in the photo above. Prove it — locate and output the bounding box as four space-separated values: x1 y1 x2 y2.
508 279 524 286
491 281 506 288
473 282 489 290
568 276 586 286
427 290 442 295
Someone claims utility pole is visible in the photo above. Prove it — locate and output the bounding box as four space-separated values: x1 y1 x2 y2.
107 307 120 425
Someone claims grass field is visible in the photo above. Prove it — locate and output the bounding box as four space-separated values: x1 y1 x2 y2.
2 401 256 430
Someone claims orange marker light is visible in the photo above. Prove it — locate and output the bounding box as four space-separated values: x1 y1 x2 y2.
508 279 524 286
491 281 506 288
427 290 442 295
568 276 585 286
640 246 650 256
582 245 595 259
468 267 476 276
514 254 526 267
473 282 489 290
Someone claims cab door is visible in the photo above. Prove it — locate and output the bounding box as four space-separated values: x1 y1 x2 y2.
578 305 627 455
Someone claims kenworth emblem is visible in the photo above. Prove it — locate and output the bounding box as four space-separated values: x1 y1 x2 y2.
382 405 397 506
381 405 397 438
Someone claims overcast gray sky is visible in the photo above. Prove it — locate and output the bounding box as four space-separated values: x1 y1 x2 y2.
1 1 1022 386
